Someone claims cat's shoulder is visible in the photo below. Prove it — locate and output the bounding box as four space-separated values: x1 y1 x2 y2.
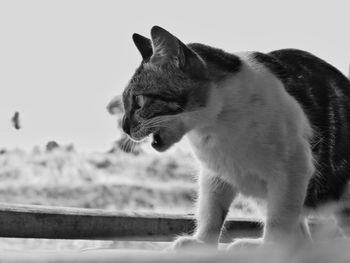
187 44 319 77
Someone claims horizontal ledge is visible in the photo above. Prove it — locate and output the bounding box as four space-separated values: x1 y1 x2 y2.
4 240 350 263
0 250 286 263
0 203 263 242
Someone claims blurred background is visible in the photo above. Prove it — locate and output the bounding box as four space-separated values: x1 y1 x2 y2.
0 0 349 251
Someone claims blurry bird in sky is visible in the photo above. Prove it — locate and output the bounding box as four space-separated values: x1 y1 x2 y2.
11 111 21 130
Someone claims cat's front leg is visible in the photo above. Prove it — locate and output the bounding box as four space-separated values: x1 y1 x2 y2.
172 171 236 250
263 144 313 244
228 142 313 250
227 178 309 251
262 176 308 245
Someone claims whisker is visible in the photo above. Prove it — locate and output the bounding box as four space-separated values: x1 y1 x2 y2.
124 138 131 152
129 141 135 153
133 107 238 138
120 138 127 152
125 138 132 152
129 140 136 153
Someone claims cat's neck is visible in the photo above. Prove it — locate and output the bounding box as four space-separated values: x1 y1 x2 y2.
194 58 255 129
187 55 286 138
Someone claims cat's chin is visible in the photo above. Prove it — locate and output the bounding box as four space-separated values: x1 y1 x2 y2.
151 123 187 152
151 131 171 152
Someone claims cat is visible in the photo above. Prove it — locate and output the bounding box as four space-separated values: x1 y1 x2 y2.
108 26 350 249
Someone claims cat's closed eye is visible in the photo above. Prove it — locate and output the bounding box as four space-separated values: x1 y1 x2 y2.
134 95 145 108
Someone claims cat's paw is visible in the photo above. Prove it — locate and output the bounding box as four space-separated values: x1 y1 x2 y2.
170 236 206 250
226 238 264 251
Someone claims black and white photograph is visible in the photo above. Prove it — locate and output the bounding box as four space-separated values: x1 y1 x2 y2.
1 1 350 262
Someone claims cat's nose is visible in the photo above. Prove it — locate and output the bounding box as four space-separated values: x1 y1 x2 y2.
122 116 131 135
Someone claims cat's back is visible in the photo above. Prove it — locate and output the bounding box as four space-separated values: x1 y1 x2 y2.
254 48 350 208
254 48 350 134
254 48 350 97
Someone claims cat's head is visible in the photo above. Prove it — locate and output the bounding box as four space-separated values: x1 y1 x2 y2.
112 26 212 152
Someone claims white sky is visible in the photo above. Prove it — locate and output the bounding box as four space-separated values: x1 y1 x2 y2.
0 0 349 152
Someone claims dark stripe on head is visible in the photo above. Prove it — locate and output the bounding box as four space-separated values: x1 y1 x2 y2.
188 43 242 81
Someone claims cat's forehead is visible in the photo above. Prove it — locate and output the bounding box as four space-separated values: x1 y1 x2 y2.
128 64 159 90
121 66 145 97
125 62 179 95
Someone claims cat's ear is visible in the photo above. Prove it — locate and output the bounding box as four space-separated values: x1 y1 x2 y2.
150 26 206 78
132 33 153 60
150 26 182 62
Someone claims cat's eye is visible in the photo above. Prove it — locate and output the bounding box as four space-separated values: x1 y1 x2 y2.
135 95 145 108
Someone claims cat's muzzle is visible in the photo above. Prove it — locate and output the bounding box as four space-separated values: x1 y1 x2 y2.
130 127 163 147
130 127 154 141
130 126 169 152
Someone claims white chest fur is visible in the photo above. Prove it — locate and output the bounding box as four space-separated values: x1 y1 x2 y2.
188 124 270 198
185 55 312 200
